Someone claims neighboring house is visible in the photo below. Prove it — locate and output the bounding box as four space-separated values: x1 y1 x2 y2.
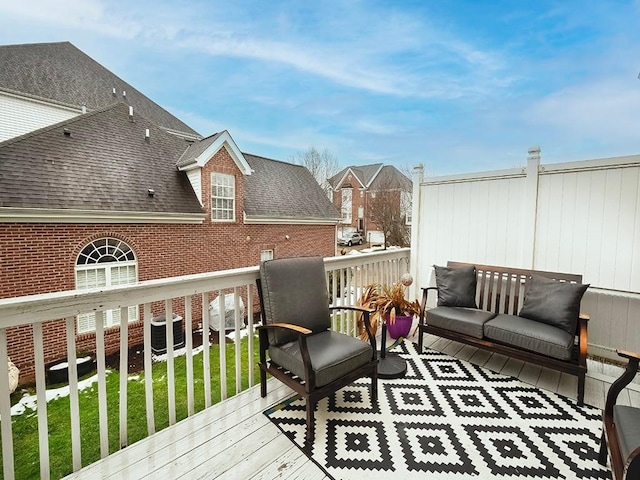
328 163 412 244
0 41 341 379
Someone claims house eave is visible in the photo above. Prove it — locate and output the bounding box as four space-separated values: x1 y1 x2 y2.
243 214 341 225
0 207 205 224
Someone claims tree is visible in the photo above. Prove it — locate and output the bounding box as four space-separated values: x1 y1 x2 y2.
291 147 340 197
368 168 412 248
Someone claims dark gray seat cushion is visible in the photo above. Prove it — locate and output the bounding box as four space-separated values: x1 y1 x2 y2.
484 314 574 360
269 330 373 387
427 307 496 339
614 405 640 466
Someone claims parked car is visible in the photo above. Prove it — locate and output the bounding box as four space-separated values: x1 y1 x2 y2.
338 232 364 246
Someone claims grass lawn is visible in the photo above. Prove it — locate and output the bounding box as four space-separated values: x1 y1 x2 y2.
2 335 260 480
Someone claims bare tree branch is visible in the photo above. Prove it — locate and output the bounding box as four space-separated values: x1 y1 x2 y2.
291 147 340 196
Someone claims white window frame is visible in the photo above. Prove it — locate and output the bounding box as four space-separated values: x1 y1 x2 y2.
211 172 235 221
75 238 138 334
402 191 412 225
260 249 274 262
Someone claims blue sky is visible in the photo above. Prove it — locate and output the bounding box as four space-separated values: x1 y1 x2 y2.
1 0 639 175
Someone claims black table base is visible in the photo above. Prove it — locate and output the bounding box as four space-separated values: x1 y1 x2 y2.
377 322 407 379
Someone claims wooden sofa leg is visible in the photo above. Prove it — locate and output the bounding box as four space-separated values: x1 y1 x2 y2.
577 372 585 406
598 431 608 466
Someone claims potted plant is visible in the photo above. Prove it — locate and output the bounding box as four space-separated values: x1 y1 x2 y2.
357 274 421 339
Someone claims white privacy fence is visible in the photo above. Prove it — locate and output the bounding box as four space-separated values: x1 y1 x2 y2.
409 149 640 358
0 249 409 480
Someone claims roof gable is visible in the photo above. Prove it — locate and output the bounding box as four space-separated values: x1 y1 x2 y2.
330 163 384 190
177 130 252 175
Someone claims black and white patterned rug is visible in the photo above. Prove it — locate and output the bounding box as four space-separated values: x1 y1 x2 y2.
264 341 611 479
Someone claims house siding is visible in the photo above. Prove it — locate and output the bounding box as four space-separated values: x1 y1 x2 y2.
0 92 80 143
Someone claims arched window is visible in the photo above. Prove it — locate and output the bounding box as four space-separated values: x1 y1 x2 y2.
75 238 138 333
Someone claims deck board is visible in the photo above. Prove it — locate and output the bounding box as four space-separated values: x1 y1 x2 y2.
64 334 638 479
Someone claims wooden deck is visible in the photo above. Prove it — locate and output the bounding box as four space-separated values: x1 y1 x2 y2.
64 333 640 479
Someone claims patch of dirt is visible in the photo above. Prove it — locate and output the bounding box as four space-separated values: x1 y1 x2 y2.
104 328 229 374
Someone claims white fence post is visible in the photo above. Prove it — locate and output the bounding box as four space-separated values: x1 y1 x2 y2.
409 163 424 300
523 146 541 268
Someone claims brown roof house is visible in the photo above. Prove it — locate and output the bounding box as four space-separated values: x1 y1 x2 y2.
328 163 412 246
0 41 341 379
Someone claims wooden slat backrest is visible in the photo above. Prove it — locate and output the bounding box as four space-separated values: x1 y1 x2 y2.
447 261 583 316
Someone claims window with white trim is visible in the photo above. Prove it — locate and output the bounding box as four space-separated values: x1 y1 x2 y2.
341 188 352 224
211 172 235 221
260 250 274 262
75 238 138 334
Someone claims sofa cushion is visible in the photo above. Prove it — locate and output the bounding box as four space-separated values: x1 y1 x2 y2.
484 314 574 361
518 275 589 334
427 306 496 339
434 265 478 308
269 330 373 387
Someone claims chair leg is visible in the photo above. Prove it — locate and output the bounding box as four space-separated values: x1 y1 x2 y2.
371 371 378 402
598 430 608 465
577 372 585 406
260 366 267 398
306 398 316 442
418 328 423 352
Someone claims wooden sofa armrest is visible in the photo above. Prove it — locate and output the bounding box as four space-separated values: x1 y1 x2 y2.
420 287 438 324
329 306 377 358
579 312 590 321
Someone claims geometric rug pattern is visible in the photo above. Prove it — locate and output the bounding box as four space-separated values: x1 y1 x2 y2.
264 341 611 479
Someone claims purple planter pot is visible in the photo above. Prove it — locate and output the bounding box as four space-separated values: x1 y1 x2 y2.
385 314 413 339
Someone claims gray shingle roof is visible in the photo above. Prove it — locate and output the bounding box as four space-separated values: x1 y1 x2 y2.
0 103 203 214
243 154 340 222
0 41 199 138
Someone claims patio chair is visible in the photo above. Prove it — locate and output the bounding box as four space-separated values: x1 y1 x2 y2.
599 350 640 480
256 256 378 442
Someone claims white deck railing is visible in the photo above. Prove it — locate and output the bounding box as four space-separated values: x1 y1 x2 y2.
0 248 410 480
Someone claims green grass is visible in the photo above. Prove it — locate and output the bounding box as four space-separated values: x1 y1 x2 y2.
1 336 260 480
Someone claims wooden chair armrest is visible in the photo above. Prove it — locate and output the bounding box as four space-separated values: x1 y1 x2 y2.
257 323 312 335
579 312 590 321
617 350 640 362
604 350 640 416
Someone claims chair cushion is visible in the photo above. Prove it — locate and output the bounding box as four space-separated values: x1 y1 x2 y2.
484 314 574 360
427 306 496 339
269 330 373 387
434 265 478 308
614 405 640 466
259 257 331 346
518 275 589 334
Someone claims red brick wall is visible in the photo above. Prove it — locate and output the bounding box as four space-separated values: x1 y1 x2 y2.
1 147 337 380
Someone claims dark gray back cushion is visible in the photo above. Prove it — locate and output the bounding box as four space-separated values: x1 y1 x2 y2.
518 275 589 334
259 256 331 345
434 265 478 308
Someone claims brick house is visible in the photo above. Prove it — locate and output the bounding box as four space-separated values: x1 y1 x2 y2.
0 42 341 379
328 163 412 244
